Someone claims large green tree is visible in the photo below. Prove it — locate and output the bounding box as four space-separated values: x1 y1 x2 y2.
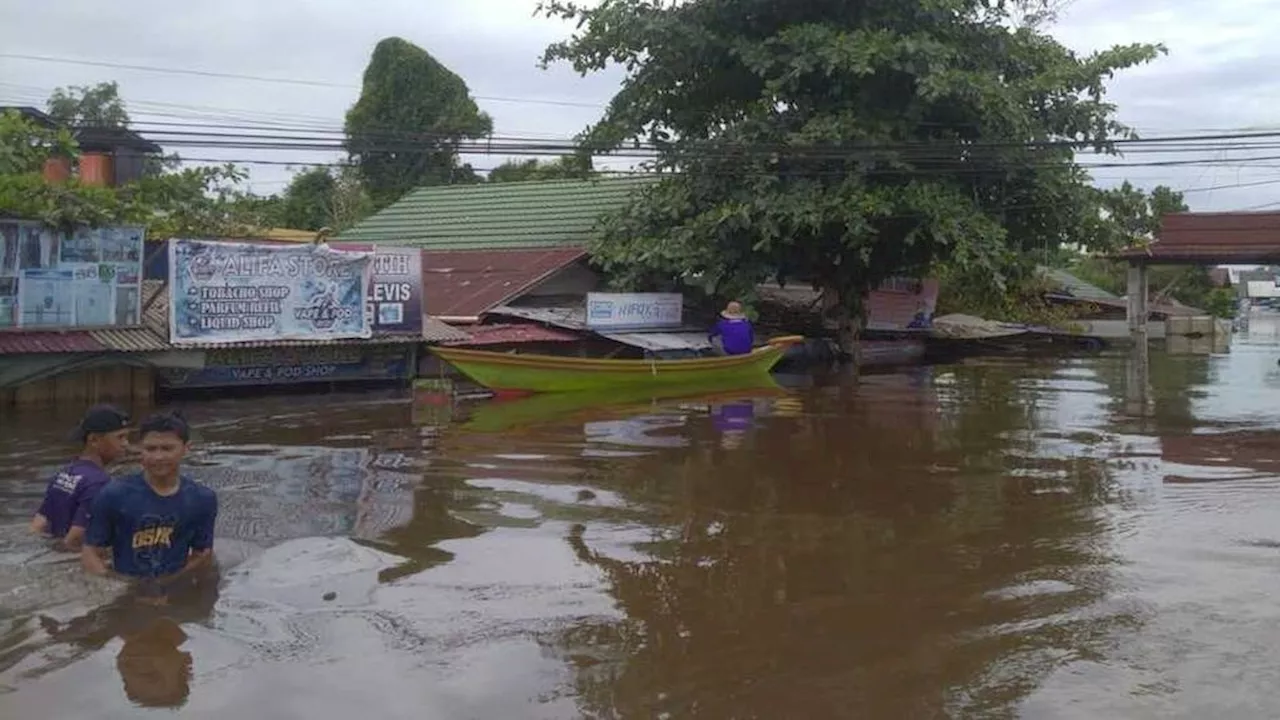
345 37 494 208
540 0 1163 351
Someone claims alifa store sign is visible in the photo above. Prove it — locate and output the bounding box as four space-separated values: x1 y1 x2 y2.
169 239 374 345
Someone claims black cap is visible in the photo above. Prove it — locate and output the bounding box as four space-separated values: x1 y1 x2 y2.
71 404 130 442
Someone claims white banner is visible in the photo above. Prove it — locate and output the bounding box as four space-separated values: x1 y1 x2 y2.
169 239 374 346
585 292 683 331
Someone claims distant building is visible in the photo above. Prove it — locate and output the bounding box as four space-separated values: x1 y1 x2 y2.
0 105 162 187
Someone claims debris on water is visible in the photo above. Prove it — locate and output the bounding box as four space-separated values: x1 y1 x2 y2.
576 489 597 502
322 591 337 601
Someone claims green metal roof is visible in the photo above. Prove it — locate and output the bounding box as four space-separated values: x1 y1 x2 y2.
336 175 657 250
1038 265 1120 301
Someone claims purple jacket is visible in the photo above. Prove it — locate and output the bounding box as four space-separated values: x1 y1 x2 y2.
710 317 754 355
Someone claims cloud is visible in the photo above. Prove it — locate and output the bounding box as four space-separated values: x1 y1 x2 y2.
1 0 1276 209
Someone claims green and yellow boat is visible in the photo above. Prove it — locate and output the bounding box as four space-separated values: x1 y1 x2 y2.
430 335 804 394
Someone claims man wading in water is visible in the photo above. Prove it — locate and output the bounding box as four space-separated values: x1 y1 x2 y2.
30 405 131 551
82 412 218 594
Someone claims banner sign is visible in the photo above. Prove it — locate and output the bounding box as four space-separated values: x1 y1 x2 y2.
169 239 373 345
156 345 412 388
0 221 144 329
586 292 683 331
332 243 423 334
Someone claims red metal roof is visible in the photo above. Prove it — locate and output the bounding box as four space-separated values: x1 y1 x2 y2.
1118 212 1280 263
443 322 580 346
0 330 107 354
422 248 586 320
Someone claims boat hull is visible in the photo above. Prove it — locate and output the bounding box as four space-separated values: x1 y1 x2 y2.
432 336 803 393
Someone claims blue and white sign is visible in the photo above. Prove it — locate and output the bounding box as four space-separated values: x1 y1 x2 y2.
169 239 373 346
586 292 683 331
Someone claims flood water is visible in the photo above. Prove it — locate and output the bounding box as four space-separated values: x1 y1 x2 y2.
4 318 1280 718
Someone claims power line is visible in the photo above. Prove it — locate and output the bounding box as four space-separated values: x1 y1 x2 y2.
0 53 607 109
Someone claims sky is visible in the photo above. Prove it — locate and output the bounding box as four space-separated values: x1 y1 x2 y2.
1 0 1278 211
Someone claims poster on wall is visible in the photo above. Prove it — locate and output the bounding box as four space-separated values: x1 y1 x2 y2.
332 243 424 334
0 221 145 330
168 238 374 346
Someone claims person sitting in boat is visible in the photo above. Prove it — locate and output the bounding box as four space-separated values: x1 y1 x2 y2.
709 300 754 355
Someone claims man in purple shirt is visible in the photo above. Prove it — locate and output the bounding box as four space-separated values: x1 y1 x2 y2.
30 404 131 551
708 300 755 355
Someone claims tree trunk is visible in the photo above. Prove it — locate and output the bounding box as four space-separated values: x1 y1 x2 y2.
820 283 862 365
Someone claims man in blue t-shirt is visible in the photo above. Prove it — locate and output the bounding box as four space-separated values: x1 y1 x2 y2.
83 412 218 583
30 405 131 551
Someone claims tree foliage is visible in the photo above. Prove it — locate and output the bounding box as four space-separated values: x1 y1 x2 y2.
47 82 131 128
279 167 338 231
540 0 1164 346
275 165 376 232
0 109 279 236
489 154 596 183
1057 183 1235 318
345 37 494 208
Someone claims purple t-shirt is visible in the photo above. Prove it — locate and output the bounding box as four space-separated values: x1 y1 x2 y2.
710 317 755 355
36 459 111 538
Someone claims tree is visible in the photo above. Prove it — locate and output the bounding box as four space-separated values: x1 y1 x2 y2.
1065 183 1235 317
279 167 338 231
47 82 131 128
1 110 281 236
489 154 596 183
540 0 1163 353
345 37 494 208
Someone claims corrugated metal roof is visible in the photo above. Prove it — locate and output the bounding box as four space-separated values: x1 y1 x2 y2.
423 317 472 343
485 304 588 330
1117 212 1280 263
424 248 586 319
598 331 711 352
0 331 107 354
444 323 580 346
1038 266 1119 301
336 176 657 250
90 327 170 351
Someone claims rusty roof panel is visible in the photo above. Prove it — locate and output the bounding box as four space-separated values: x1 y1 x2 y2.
0 331 107 354
444 322 580 346
1118 211 1280 263
423 248 587 319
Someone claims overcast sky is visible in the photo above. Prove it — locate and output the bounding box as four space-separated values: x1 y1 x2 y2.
2 0 1278 211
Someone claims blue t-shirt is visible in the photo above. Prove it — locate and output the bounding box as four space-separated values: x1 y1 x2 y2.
37 459 111 539
85 474 218 578
710 317 755 355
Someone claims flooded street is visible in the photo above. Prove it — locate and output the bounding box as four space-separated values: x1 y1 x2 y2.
5 321 1280 718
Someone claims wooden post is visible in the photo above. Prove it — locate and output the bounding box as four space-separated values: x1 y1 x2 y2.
1127 262 1149 341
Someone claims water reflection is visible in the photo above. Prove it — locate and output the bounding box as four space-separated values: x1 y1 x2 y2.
539 363 1124 718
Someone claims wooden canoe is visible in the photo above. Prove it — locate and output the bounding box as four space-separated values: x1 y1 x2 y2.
431 335 804 394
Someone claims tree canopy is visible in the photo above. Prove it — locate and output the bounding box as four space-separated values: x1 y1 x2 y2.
540 0 1164 345
345 37 494 208
47 82 131 128
489 154 596 183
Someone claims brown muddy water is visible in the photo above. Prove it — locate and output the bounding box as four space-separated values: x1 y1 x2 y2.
5 319 1280 719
